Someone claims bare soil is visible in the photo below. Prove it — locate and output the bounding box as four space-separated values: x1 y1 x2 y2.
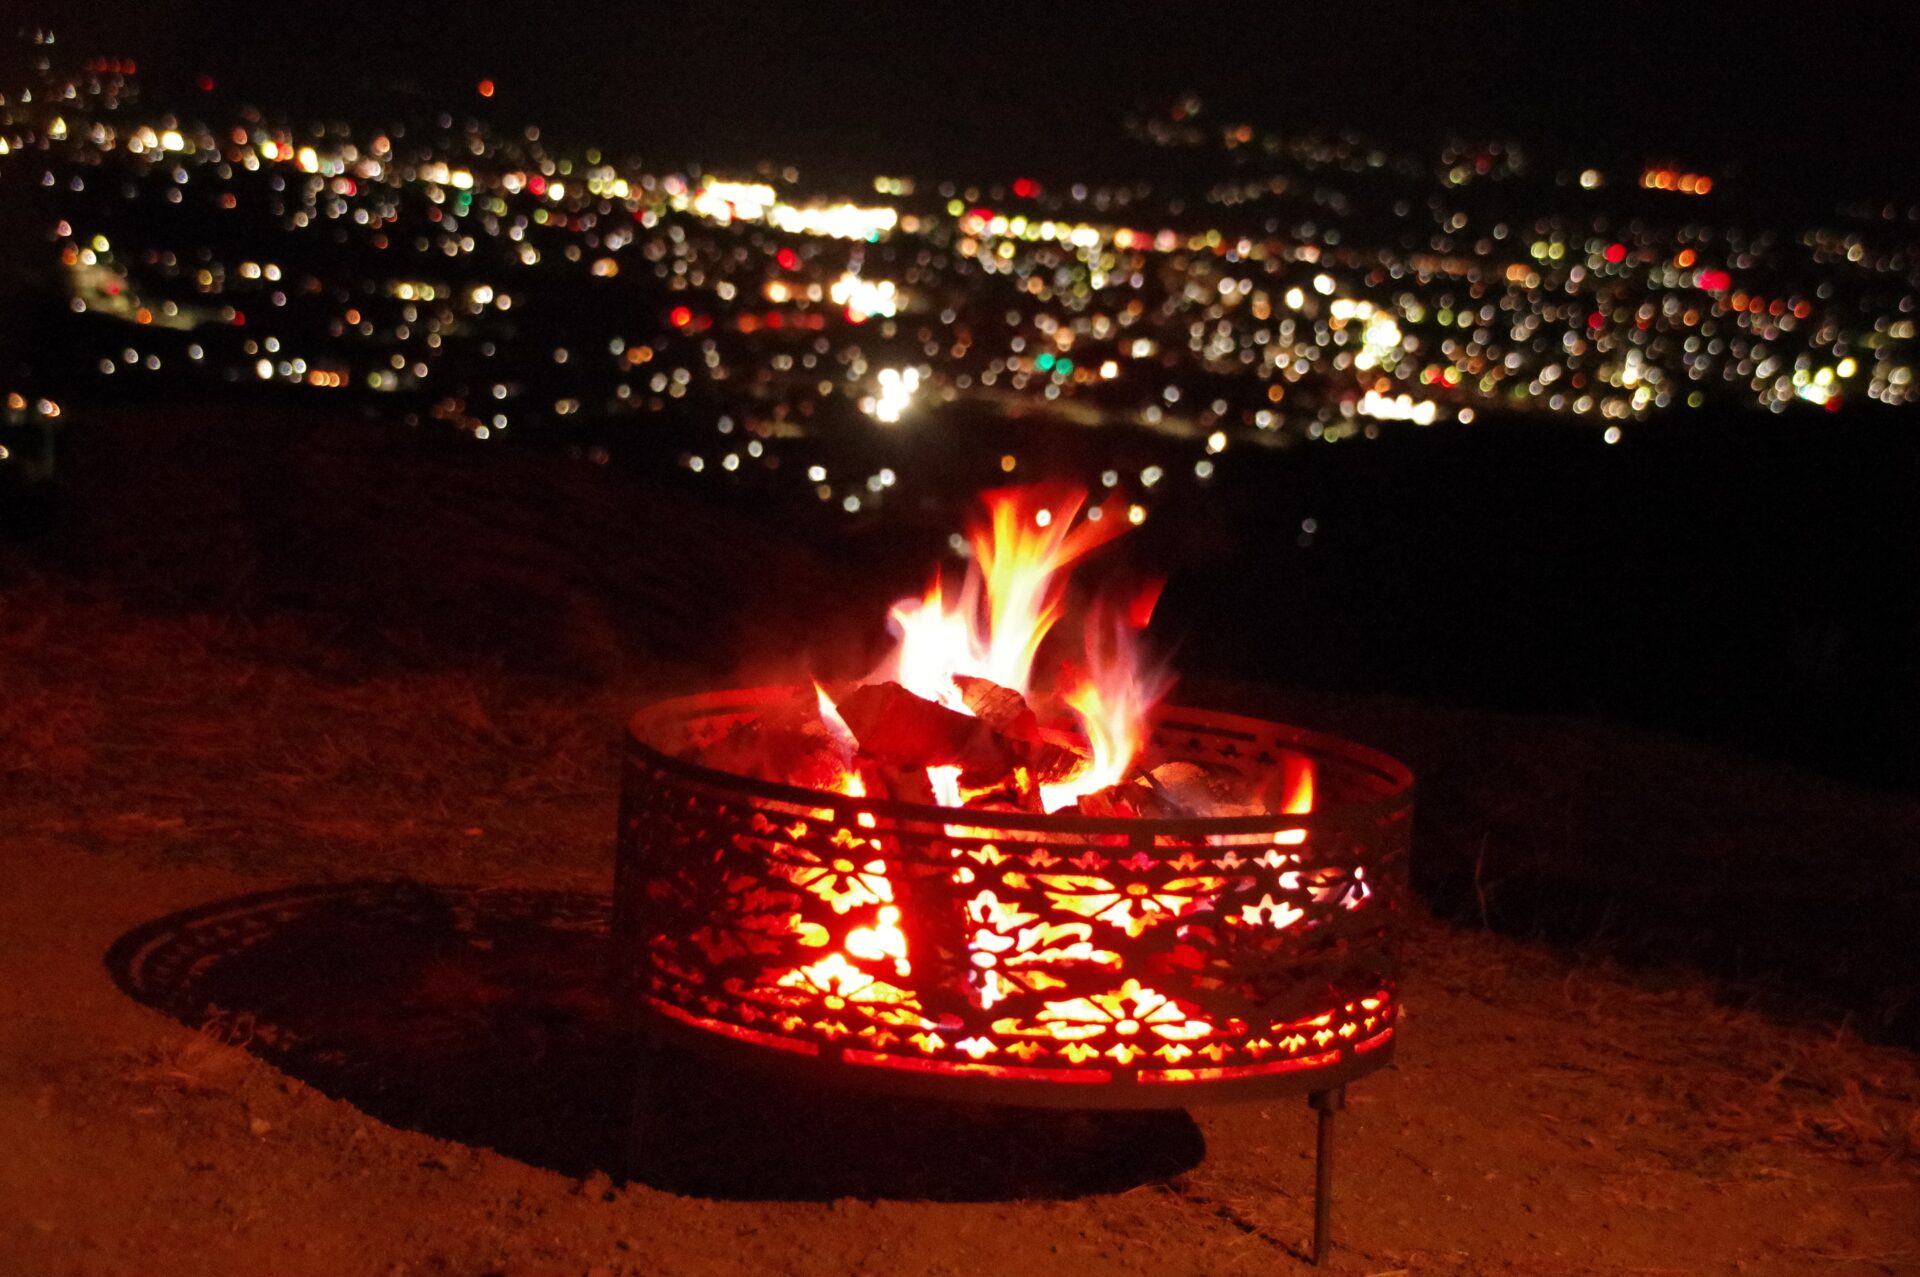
2 407 1917 1275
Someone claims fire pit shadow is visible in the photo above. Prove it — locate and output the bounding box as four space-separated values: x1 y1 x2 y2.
104 880 1205 1201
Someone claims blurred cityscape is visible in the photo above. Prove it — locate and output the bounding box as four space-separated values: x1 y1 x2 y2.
3 26 1916 525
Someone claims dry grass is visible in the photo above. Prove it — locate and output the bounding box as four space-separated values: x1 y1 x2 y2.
123 1014 259 1097
1403 918 1920 1169
0 571 633 879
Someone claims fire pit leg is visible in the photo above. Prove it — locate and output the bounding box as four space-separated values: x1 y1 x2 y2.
620 1033 660 1185
1309 1086 1346 1265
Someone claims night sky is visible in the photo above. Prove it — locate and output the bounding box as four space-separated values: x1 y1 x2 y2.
36 1 1920 195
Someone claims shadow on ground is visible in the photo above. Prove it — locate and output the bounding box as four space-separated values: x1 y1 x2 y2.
105 880 1204 1200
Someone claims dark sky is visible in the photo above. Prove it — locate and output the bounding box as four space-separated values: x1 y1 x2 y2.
34 1 1920 196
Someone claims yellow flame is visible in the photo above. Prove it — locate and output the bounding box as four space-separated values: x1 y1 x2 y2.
971 486 1125 693
1038 594 1172 812
879 485 1130 706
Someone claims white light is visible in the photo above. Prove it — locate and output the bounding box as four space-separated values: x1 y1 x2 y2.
869 367 921 423
689 179 774 223
768 201 898 240
1357 390 1439 425
829 272 899 322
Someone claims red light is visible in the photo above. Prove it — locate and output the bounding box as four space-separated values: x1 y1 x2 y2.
776 247 799 271
1604 243 1626 264
1587 310 1604 329
1011 178 1039 199
477 79 495 98
196 74 215 92
1698 269 1731 291
527 175 547 197
669 306 694 328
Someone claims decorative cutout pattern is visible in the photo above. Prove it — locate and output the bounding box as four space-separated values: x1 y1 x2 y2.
616 689 1412 1099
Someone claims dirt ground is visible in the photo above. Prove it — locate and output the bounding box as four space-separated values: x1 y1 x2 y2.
3 410 1918 1274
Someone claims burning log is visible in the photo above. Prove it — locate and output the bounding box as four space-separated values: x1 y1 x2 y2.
1143 759 1265 818
693 687 856 792
953 673 1041 741
833 681 1017 782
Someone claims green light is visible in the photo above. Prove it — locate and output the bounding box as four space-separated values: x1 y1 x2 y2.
1034 351 1056 372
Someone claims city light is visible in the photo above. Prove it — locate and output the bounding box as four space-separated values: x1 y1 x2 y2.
866 367 921 423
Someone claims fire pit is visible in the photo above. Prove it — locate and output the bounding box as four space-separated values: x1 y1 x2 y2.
614 690 1409 1260
611 484 1412 1262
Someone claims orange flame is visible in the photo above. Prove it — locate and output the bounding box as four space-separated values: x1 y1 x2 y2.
970 485 1130 693
878 485 1130 704
884 575 986 711
1280 754 1314 815
1038 594 1173 812
863 484 1176 813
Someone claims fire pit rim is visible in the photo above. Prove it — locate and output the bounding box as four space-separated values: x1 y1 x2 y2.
627 685 1416 839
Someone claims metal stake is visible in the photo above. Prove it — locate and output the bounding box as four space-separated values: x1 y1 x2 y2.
1309 1085 1346 1265
621 1033 658 1185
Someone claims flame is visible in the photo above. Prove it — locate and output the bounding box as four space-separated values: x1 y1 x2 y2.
813 681 870 803
814 681 859 764
878 484 1130 705
884 576 986 710
926 764 964 809
865 484 1171 813
1280 754 1314 814
1038 596 1172 812
970 485 1129 693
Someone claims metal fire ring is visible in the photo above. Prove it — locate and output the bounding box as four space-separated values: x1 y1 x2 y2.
614 686 1414 1262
